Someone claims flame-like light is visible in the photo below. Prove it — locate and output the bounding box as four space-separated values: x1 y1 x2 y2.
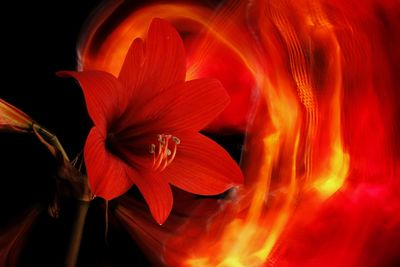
80 0 400 266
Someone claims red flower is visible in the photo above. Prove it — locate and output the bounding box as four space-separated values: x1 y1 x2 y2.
58 18 243 224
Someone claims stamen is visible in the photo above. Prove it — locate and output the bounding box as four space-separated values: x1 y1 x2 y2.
153 147 164 169
149 144 156 154
167 145 177 165
172 136 180 145
149 134 180 172
159 156 169 172
150 144 156 166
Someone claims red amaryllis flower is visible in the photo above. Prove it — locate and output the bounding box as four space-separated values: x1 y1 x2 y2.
0 99 33 133
58 18 243 224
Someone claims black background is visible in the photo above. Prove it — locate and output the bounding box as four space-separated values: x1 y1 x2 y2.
0 1 152 266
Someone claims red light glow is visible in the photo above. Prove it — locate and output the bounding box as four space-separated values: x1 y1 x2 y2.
80 0 400 266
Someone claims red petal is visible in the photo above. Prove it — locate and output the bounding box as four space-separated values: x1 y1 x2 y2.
164 132 243 195
117 78 230 138
117 38 145 94
143 18 186 93
57 71 127 135
84 127 133 200
128 170 173 225
119 18 186 110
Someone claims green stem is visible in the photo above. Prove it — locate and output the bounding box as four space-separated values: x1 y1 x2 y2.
32 123 69 161
64 200 90 267
32 122 92 266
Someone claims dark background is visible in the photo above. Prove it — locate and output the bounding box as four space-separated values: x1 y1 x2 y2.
0 1 152 266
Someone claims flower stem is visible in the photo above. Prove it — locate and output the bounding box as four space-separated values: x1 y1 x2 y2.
32 122 92 266
32 123 69 161
64 200 90 267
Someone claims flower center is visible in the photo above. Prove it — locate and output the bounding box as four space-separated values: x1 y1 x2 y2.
149 134 180 172
106 133 119 155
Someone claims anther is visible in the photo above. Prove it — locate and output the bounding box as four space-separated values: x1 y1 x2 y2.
172 136 180 145
149 144 156 154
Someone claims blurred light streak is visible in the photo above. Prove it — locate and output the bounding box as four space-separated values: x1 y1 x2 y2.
81 0 400 266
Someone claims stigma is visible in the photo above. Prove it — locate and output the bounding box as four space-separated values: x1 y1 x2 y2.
149 134 180 172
